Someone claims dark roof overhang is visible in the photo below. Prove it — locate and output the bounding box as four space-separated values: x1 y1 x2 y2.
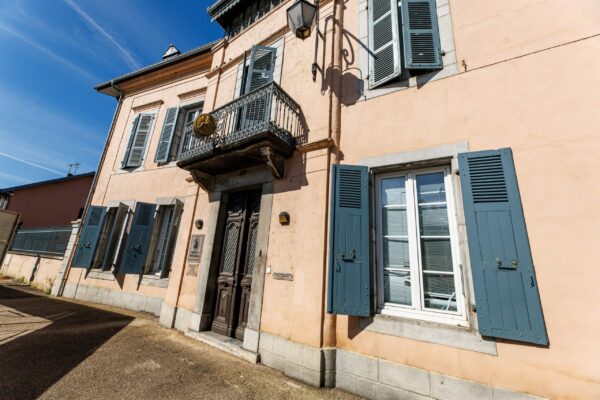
94 41 218 97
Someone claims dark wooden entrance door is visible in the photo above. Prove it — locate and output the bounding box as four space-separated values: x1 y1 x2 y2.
211 190 261 341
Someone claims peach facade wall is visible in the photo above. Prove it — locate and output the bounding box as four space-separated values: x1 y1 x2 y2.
1 253 62 293
335 0 600 398
65 70 211 308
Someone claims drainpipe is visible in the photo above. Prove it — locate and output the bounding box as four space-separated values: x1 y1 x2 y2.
321 0 345 350
56 81 124 296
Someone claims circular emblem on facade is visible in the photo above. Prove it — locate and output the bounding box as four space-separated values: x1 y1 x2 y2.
193 114 216 137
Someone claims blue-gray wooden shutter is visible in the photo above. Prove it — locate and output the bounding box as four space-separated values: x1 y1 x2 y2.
154 107 180 163
458 148 548 345
368 0 402 88
125 114 154 168
120 202 156 274
72 206 106 268
401 0 442 69
101 203 129 269
122 115 140 168
245 45 276 93
327 164 372 317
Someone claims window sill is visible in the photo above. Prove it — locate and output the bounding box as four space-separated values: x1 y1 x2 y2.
359 314 497 355
86 270 116 281
140 275 169 288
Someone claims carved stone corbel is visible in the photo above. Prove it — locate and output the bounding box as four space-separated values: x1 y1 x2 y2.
259 146 285 179
190 170 216 192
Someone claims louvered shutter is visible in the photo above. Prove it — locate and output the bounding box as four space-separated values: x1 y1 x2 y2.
159 202 183 278
401 0 442 69
244 45 276 93
154 108 180 163
458 148 548 345
125 114 154 168
122 115 140 168
120 202 156 274
101 203 129 269
368 0 401 88
327 165 372 317
72 206 106 268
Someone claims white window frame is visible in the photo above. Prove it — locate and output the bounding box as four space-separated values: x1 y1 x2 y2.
375 166 467 326
177 106 203 156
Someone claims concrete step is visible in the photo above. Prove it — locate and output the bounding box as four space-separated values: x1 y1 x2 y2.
185 330 259 364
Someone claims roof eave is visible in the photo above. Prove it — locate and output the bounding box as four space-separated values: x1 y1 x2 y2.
94 41 218 97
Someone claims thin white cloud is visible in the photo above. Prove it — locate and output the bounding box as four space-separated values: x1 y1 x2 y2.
0 171 31 186
0 21 100 82
64 0 140 70
0 151 64 176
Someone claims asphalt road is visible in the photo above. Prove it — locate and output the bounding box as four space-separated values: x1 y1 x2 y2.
0 278 360 400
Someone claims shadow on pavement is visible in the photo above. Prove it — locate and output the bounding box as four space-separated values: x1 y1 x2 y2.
0 284 134 400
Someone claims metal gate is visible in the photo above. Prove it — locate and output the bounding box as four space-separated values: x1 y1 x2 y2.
0 210 20 266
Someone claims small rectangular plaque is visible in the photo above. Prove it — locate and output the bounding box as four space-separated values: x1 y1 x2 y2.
187 234 205 263
186 263 199 277
272 272 293 281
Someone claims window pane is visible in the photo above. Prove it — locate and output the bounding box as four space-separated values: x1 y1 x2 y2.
419 204 449 236
384 270 412 305
381 177 406 205
383 238 409 268
423 273 457 311
416 172 446 203
383 208 407 236
421 239 453 272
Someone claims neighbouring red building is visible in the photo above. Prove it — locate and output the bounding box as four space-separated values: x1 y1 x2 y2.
0 172 94 228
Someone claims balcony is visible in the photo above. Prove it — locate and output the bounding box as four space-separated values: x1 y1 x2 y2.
177 82 305 190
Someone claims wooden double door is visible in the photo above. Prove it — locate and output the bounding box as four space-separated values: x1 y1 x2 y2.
211 190 261 341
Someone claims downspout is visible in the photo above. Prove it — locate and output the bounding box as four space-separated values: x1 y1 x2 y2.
56 80 124 296
321 0 345 350
172 42 226 316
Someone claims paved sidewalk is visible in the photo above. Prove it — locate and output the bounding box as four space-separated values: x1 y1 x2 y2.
0 279 360 400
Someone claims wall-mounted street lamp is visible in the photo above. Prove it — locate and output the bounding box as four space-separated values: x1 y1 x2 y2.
286 0 317 40
286 0 320 81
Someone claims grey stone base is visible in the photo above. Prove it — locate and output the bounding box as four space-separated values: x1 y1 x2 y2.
62 282 162 316
258 332 336 388
336 349 545 400
185 330 259 363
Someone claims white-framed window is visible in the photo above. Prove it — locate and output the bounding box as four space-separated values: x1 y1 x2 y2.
375 166 466 325
177 105 203 156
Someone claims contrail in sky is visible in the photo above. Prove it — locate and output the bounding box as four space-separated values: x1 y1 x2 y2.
0 151 64 176
64 0 140 70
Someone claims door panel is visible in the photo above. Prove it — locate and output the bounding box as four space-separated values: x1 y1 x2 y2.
0 211 20 265
211 190 261 340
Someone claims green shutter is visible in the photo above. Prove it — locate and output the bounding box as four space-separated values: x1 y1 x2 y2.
125 114 154 168
244 45 276 93
154 107 180 163
368 0 402 88
401 0 442 70
101 203 129 269
458 148 548 345
120 202 156 274
72 206 106 268
327 165 372 317
122 115 140 168
158 202 183 278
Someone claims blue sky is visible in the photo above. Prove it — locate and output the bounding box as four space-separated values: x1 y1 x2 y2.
0 0 223 188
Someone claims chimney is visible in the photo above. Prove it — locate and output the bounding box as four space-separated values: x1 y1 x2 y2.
162 44 181 61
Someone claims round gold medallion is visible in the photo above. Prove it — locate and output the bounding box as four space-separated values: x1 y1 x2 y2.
193 114 216 137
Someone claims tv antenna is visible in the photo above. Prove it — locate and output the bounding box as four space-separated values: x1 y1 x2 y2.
67 163 80 176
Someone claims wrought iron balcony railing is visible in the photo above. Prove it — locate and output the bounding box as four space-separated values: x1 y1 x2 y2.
177 82 303 165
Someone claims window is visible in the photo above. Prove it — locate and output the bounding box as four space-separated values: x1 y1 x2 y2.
144 203 182 278
122 113 155 169
225 0 282 38
368 0 442 88
91 205 129 271
375 167 464 322
178 106 203 156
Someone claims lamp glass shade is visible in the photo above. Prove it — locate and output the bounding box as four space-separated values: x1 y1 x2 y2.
286 0 317 40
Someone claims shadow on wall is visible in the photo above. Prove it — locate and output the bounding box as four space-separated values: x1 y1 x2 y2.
0 284 134 400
